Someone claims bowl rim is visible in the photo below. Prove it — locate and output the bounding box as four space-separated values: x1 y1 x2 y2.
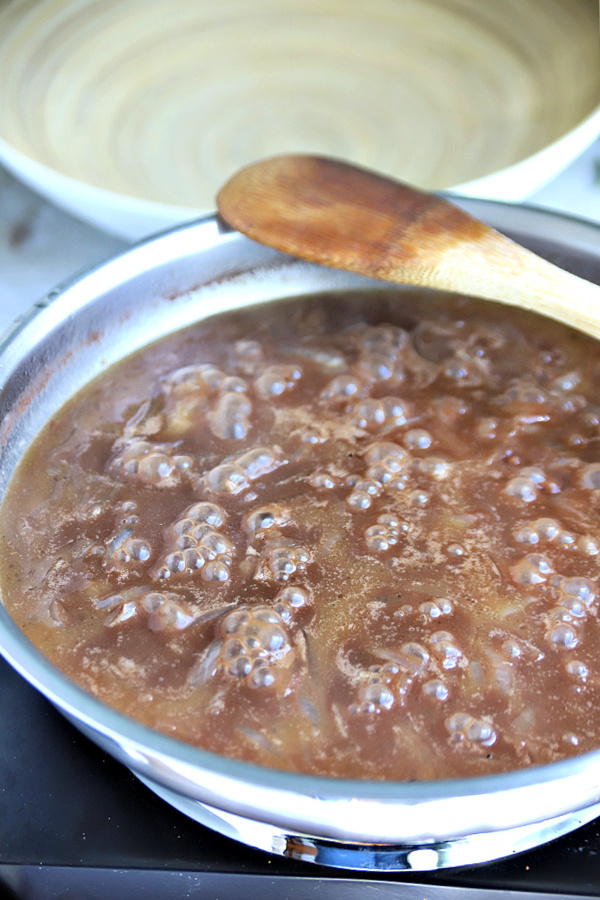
1 97 600 240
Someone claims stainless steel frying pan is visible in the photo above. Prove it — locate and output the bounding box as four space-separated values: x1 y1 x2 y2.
1 200 600 871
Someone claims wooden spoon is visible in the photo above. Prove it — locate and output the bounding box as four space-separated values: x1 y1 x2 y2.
217 154 600 339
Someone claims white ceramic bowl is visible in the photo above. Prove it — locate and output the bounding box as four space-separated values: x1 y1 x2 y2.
0 0 598 239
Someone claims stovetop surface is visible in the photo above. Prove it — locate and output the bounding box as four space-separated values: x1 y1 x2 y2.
1 657 600 899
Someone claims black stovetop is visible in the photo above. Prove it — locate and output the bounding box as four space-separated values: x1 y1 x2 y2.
1 655 600 900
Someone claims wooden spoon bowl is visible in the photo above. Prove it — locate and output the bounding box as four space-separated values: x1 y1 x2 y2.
217 154 600 340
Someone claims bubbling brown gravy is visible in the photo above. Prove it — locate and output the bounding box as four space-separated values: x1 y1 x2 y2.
3 288 600 780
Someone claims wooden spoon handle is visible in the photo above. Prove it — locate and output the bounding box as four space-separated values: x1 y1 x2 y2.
217 154 600 339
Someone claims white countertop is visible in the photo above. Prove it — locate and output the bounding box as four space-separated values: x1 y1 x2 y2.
1 138 600 338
